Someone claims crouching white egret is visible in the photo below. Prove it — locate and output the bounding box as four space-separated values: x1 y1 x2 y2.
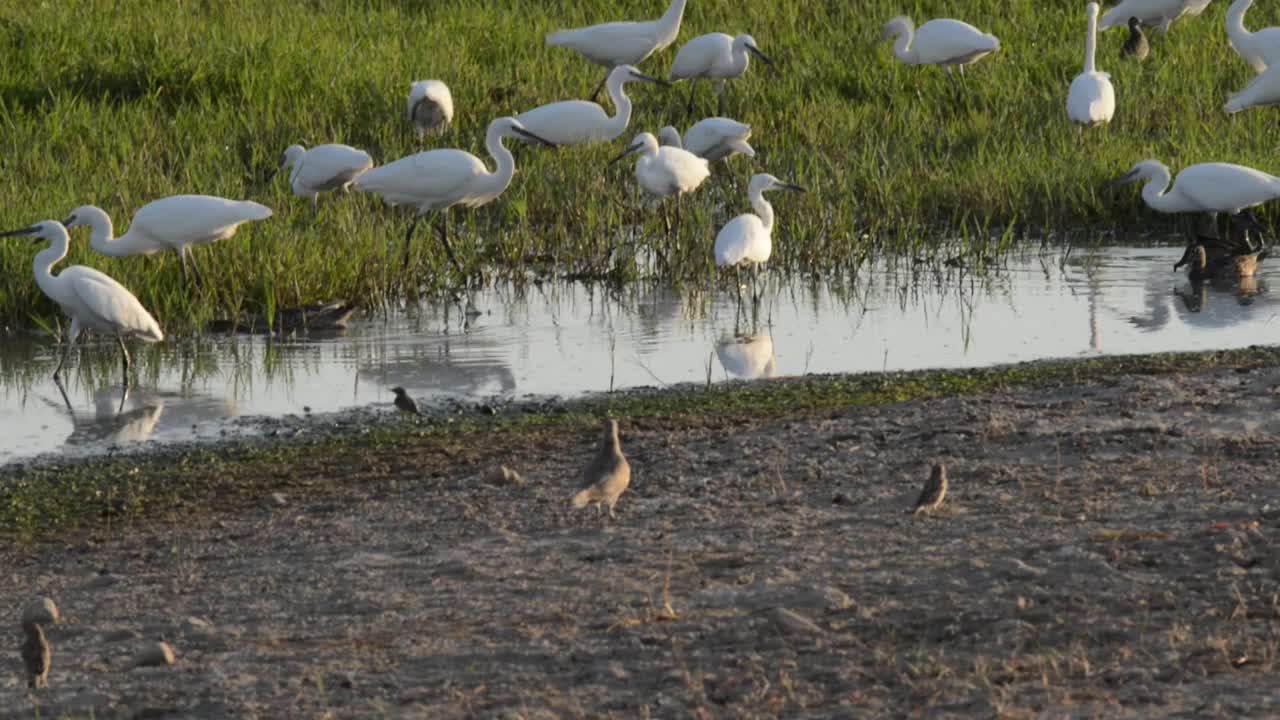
516 65 668 146
1067 3 1116 128
1225 60 1280 113
669 33 774 115
546 0 687 100
275 143 374 206
658 117 755 162
612 131 710 236
1226 0 1280 72
1 221 163 390
880 16 999 95
1099 0 1211 34
63 195 273 288
1110 159 1280 235
352 116 555 271
714 173 805 304
408 80 454 137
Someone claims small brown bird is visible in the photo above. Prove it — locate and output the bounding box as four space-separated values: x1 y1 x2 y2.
571 419 631 519
21 621 50 689
1120 17 1149 61
913 463 948 514
391 386 421 416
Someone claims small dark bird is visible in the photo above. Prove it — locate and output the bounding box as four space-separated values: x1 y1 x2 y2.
1121 17 1149 61
571 419 631 519
391 386 421 416
21 621 50 689
913 463 948 514
1176 215 1268 281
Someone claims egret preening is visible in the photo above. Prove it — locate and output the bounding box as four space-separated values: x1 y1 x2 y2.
657 117 755 162
669 33 774 115
1226 0 1280 73
713 173 806 305
1121 17 1151 61
1099 0 1212 33
1110 159 1280 235
546 0 687 100
1 221 163 390
275 143 374 206
880 16 1000 95
1067 3 1116 129
408 80 454 137
63 195 273 288
612 132 710 233
352 116 555 271
1225 60 1280 112
515 65 669 146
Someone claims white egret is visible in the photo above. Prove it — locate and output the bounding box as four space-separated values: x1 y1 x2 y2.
352 116 555 270
612 132 710 199
1110 159 1280 234
408 80 454 137
275 143 374 206
716 335 777 380
1 221 163 389
669 33 774 115
880 17 1000 94
1067 3 1116 128
1225 60 1280 112
546 0 687 100
515 65 668 146
63 195 273 287
1099 0 1212 33
657 117 755 162
1226 0 1280 73
714 173 805 303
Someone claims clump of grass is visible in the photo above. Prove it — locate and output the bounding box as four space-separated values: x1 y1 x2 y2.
0 1 1275 331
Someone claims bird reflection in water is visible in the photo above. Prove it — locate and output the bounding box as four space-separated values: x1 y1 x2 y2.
715 334 777 380
45 386 164 448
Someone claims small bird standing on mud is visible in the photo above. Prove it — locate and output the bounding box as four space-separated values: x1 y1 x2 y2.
571 419 631 519
1121 17 1150 61
391 387 421 416
21 621 51 689
913 463 948 514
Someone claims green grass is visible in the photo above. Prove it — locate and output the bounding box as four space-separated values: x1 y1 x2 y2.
0 0 1277 331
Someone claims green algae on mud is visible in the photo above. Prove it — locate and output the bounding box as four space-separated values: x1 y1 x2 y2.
2 345 1277 543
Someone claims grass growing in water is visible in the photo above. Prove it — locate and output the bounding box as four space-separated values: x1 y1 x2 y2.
0 0 1277 331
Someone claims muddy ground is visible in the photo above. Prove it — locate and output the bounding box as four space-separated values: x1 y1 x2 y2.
4 362 1280 718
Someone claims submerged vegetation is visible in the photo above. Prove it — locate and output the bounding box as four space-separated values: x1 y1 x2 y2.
1 0 1278 331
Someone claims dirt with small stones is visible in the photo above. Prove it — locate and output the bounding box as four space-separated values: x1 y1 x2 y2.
4 364 1280 718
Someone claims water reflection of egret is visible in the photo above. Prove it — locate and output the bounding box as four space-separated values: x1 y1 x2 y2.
49 387 164 447
716 334 777 380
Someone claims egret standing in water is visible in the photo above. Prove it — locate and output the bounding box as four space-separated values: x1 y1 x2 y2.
612 132 710 234
657 117 755 162
515 65 669 146
1099 0 1212 33
1067 3 1116 129
63 195 272 288
1226 0 1280 72
880 16 1000 95
1110 159 1280 235
1 221 163 390
274 143 374 206
546 0 687 101
714 173 806 305
408 80 454 137
669 33 774 115
352 116 555 271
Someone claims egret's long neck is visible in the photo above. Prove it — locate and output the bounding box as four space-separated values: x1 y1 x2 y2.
479 126 517 198
82 208 134 256
32 235 69 299
1140 169 1177 213
732 46 751 76
1227 0 1254 50
892 23 918 63
751 189 776 233
603 80 633 139
654 0 686 42
1085 12 1100 73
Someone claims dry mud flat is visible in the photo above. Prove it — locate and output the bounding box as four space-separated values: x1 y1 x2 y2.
4 364 1280 718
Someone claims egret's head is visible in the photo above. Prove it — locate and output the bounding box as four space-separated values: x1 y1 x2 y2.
491 116 556 147
61 205 108 231
735 35 774 66
0 220 62 245
1108 159 1167 189
612 64 670 88
880 16 913 43
657 126 682 148
1086 2 1101 18
749 173 807 195
279 144 306 170
611 132 659 164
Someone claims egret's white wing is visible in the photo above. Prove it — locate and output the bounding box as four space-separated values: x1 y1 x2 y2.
62 266 163 341
1174 163 1280 211
516 101 612 145
353 150 486 209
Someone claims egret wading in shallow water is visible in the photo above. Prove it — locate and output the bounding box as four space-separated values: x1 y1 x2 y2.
657 117 755 162
352 116 555 272
880 16 1000 96
274 143 373 206
546 0 687 101
714 173 806 305
1227 0 1280 72
611 132 710 235
515 65 669 146
1225 59 1280 112
407 80 454 137
1 221 163 390
1067 3 1116 129
1099 0 1212 33
1121 17 1151 60
63 195 272 288
669 33 774 116
1110 159 1280 236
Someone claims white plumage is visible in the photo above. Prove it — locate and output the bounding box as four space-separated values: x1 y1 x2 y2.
1225 59 1280 112
63 195 273 286
1067 3 1116 128
716 334 777 380
1 221 163 388
1098 0 1212 33
881 16 1000 72
277 143 374 203
407 80 454 137
614 132 710 200
669 33 773 114
1226 0 1280 73
516 65 667 145
657 117 755 162
714 173 805 269
1112 160 1280 215
547 0 686 99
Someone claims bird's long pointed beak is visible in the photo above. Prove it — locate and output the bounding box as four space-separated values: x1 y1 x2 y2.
747 44 775 67
1105 168 1141 190
0 225 37 238
60 216 75 228
783 183 807 193
513 126 557 148
610 142 640 165
628 70 671 88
